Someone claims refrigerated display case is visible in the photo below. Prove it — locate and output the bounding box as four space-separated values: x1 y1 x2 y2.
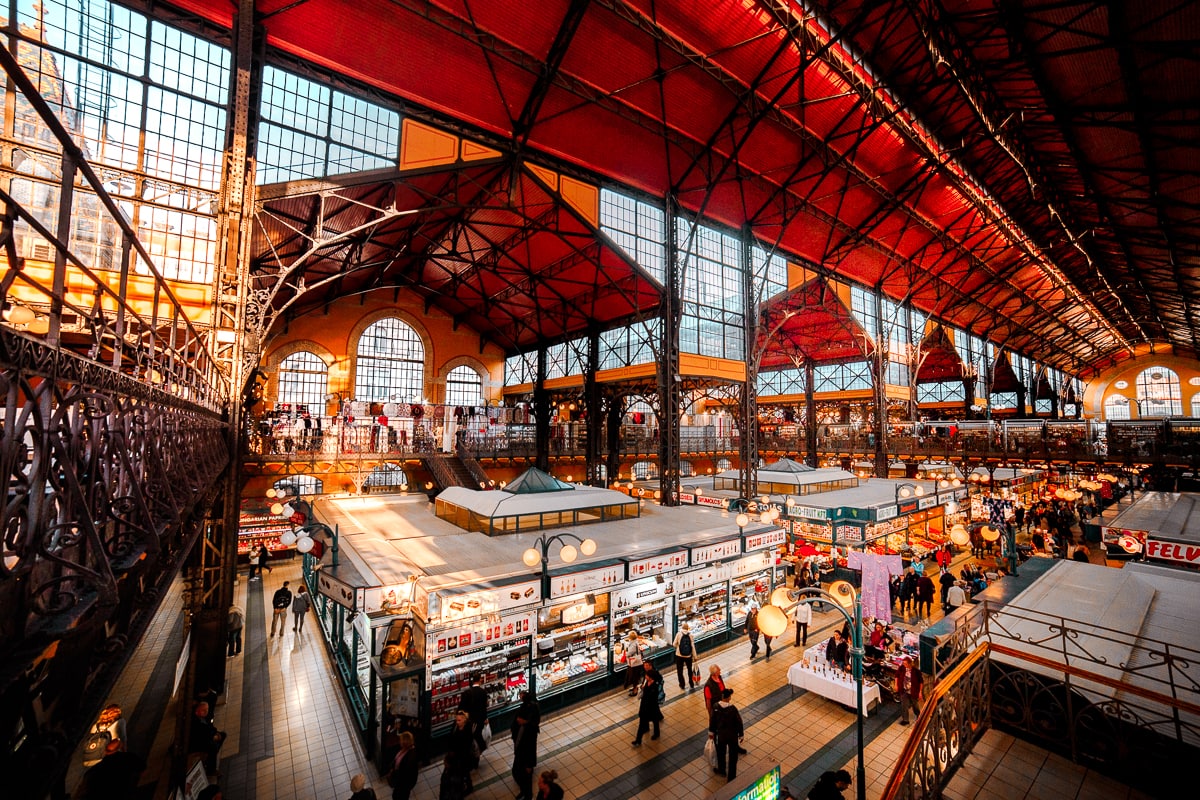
673 582 728 639
427 611 532 733
532 593 610 696
611 580 672 670
729 551 776 628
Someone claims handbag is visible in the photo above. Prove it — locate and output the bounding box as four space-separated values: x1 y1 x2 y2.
690 662 701 683
703 736 718 768
657 682 666 704
626 645 643 667
480 720 492 744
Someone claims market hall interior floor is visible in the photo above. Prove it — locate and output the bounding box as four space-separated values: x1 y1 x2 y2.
202 557 1152 800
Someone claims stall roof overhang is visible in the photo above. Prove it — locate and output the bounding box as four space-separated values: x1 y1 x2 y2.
251 159 662 352
438 484 638 519
716 465 855 488
165 0 1200 373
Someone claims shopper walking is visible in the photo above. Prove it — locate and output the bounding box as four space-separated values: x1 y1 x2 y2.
438 750 471 800
226 605 244 657
291 586 311 633
247 545 261 580
510 690 540 800
746 603 761 658
386 731 418 800
459 675 490 755
896 656 923 725
631 662 664 745
703 664 725 720
794 598 812 647
270 582 292 637
347 773 376 800
671 623 697 690
708 688 744 781
915 571 935 619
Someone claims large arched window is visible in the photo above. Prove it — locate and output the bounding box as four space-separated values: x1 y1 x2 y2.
274 475 323 496
1104 395 1131 421
1191 394 1200 418
445 365 484 406
356 318 424 402
277 351 329 410
1136 367 1182 417
365 463 409 490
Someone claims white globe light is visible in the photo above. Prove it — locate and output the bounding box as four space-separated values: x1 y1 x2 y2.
265 487 277 498
914 485 925 496
281 503 294 517
899 487 911 498
522 548 541 568
279 530 297 546
296 535 314 553
559 544 578 563
270 503 284 516
760 511 772 524
758 604 788 638
736 513 749 528
949 525 970 546
580 538 597 556
770 587 793 608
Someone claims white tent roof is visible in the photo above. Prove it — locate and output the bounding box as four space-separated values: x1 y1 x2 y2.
438 485 637 517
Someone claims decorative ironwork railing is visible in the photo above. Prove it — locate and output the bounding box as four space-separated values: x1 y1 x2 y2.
882 643 992 800
0 45 227 412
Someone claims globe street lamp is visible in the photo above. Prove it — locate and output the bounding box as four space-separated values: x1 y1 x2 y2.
267 484 338 568
760 581 866 800
523 531 598 597
894 481 925 503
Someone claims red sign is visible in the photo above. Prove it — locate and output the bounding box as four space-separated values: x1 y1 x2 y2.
1145 539 1200 565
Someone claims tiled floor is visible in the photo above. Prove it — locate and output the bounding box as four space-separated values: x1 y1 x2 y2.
111 543 1147 799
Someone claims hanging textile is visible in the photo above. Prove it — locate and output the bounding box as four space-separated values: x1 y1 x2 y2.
846 551 904 623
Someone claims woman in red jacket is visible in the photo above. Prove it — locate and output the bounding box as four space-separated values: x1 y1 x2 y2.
895 656 923 725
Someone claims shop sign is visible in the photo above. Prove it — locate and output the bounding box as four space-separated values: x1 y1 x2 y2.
790 505 828 520
729 550 772 577
1145 538 1200 565
548 564 623 600
626 550 688 580
918 495 938 510
353 607 372 642
743 529 786 552
561 601 595 625
877 505 897 521
317 571 360 610
612 579 670 608
363 580 429 616
431 579 541 624
836 524 863 542
674 563 732 593
696 494 727 508
691 539 742 564
729 765 780 800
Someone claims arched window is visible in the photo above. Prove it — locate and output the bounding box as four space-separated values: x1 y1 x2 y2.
445 365 484 406
274 475 323 496
356 318 424 402
1136 367 1182 417
278 351 328 410
1104 395 1131 421
716 458 732 472
632 461 659 480
365 463 408 490
1191 394 1200 418
679 460 694 477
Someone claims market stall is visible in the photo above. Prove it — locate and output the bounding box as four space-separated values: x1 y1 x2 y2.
786 645 882 715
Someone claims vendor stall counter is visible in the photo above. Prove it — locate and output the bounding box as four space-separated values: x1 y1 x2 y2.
787 644 882 715
611 579 673 669
533 593 611 697
427 611 532 733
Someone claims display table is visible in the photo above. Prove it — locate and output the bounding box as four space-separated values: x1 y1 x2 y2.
787 648 881 716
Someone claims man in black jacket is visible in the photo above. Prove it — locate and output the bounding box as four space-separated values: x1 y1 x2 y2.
458 675 490 756
509 691 540 800
709 688 744 781
270 582 292 637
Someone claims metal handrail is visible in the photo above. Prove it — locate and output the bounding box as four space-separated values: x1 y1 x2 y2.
0 43 227 409
881 642 991 800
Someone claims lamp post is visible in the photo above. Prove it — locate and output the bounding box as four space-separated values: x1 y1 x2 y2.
267 484 339 568
894 481 925 504
760 582 866 800
522 531 598 598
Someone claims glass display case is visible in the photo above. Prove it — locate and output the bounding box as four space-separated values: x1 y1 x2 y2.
610 580 672 670
673 582 728 640
730 570 771 628
427 612 532 733
532 594 610 697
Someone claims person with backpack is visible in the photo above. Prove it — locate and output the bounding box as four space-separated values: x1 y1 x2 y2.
271 581 292 637
708 688 744 781
671 622 697 690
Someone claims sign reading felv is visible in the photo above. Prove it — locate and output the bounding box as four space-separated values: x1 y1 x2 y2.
626 550 688 579
691 539 742 564
1145 538 1200 565
548 564 623 599
674 563 732 593
743 528 786 552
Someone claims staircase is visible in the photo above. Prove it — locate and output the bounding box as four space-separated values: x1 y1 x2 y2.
425 453 479 489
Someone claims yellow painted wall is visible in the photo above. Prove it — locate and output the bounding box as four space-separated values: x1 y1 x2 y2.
1083 354 1200 419
261 288 506 416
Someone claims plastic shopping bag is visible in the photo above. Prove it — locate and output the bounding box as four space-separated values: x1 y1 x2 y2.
481 719 492 744
703 736 718 768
